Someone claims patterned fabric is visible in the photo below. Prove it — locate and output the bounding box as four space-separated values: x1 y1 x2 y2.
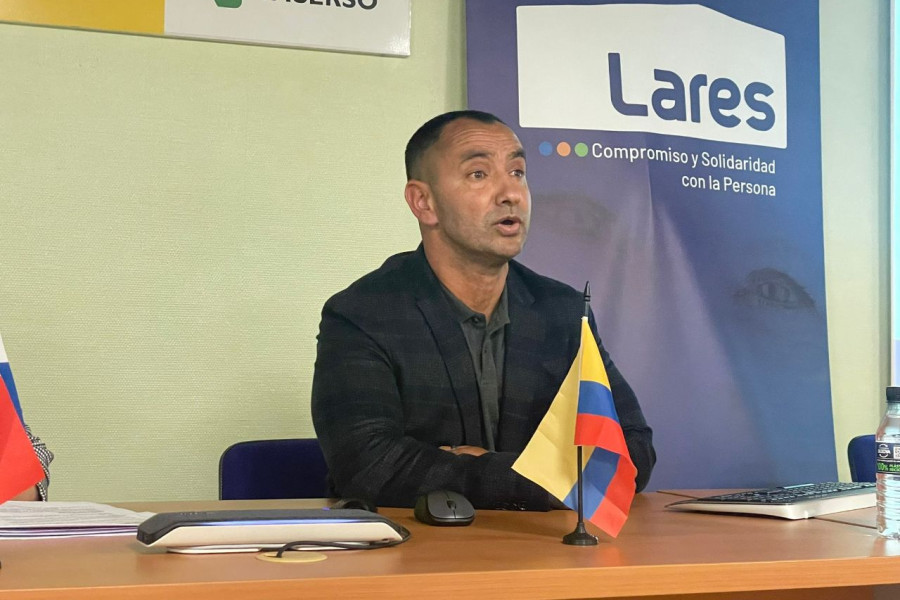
311 246 655 510
23 424 53 500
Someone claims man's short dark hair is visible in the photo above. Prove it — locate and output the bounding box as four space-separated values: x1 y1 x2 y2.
405 110 507 181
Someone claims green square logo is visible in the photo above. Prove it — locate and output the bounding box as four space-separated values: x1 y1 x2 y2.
214 0 242 7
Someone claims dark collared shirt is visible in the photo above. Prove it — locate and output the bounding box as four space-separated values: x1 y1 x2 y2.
440 285 509 451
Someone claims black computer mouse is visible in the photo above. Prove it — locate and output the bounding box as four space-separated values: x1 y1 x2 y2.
414 490 475 526
331 498 378 513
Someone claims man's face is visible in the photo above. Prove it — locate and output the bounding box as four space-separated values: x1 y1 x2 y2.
421 119 531 268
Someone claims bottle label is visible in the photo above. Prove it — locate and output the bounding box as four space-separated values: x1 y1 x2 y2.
876 442 900 474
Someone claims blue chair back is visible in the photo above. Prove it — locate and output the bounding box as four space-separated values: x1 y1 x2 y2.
848 434 876 483
219 438 329 500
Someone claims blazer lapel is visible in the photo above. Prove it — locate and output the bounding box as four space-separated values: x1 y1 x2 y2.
409 250 484 447
500 268 551 451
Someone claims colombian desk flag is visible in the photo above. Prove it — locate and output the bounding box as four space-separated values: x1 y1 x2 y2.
513 318 637 537
0 334 43 503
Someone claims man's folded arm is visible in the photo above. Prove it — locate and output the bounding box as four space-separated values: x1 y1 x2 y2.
311 308 553 510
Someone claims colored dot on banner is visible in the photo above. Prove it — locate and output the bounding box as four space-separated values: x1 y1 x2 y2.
556 142 571 157
574 143 589 157
538 142 553 156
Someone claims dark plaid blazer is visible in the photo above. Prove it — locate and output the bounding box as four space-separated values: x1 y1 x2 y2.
311 246 655 510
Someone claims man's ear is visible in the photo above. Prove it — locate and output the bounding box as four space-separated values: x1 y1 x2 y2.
404 180 439 227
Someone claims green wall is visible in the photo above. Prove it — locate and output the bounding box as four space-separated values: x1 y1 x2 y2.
821 0 890 475
0 1 464 501
0 0 889 501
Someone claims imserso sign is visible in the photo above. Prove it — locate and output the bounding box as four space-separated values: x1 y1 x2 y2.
517 4 786 148
0 0 411 56
168 0 411 56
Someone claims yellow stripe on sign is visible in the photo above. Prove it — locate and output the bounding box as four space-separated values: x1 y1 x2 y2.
0 0 165 35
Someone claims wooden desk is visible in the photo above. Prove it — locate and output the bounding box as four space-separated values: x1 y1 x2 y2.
1 493 899 600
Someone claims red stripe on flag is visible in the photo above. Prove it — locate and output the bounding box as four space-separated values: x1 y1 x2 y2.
575 413 630 456
602 454 637 509
588 455 637 538
0 378 43 503
589 496 628 537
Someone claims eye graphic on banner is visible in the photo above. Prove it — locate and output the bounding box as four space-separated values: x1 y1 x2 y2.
734 269 816 312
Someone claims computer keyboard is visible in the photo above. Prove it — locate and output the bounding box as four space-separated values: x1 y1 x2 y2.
665 482 876 520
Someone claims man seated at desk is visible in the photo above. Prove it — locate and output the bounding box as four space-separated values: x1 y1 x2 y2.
311 110 655 510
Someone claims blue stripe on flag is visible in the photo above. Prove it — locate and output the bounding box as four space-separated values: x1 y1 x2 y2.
576 380 616 420
562 446 618 511
0 362 24 421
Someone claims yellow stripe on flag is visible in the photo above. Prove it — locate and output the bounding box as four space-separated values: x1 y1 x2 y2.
512 323 596 500
579 319 610 388
0 0 165 35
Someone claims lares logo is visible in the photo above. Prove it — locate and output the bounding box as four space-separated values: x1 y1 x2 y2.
607 53 775 133
517 4 786 148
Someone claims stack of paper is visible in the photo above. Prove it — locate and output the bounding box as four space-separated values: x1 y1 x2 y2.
0 501 155 539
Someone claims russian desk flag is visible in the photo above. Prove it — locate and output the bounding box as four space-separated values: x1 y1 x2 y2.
0 332 23 420
513 317 637 537
0 332 44 503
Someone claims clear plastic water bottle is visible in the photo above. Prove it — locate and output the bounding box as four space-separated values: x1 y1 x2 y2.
876 386 900 538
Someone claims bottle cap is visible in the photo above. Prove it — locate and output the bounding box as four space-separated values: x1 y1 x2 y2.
887 387 900 403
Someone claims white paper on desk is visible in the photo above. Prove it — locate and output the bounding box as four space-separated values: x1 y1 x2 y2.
0 501 155 539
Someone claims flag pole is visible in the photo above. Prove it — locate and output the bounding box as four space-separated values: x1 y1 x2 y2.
563 282 599 546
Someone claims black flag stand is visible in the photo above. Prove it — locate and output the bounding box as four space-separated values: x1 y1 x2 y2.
562 282 599 546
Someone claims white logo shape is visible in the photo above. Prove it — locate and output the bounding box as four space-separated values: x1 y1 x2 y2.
517 4 787 148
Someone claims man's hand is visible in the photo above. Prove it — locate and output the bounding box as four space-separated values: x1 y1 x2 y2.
439 445 489 457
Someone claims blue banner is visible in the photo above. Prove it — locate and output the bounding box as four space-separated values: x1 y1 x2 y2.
467 0 834 488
